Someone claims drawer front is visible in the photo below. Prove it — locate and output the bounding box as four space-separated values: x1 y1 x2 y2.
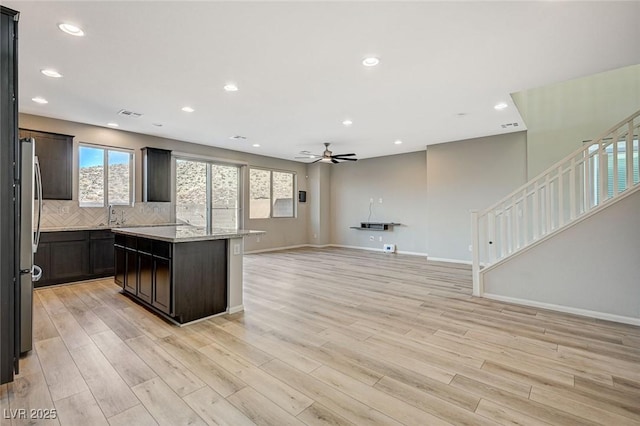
40 230 88 243
137 237 152 254
153 240 172 259
114 233 126 247
90 230 114 240
125 236 137 250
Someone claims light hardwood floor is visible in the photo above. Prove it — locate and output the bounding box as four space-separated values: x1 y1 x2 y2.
2 247 640 425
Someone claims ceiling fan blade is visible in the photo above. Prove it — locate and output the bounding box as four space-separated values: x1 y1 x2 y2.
331 159 339 164
295 156 319 159
332 153 356 157
310 158 322 164
336 157 357 161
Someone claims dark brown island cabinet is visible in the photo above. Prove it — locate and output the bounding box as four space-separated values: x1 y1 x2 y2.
112 226 259 324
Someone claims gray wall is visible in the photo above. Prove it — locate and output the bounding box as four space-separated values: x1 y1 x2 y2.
426 132 527 262
330 152 428 254
483 188 640 320
513 64 640 179
20 114 309 252
307 163 332 246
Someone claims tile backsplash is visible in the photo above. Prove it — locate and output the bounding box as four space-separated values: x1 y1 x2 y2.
37 200 172 229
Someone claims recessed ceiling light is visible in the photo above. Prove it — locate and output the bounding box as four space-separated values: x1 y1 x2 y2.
181 106 194 112
58 23 84 37
494 102 508 110
32 97 48 104
224 84 239 92
342 119 353 126
394 140 403 145
107 123 119 127
252 143 260 148
362 57 380 67
41 69 63 78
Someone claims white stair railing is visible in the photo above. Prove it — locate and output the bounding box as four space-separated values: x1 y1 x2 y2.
472 109 640 296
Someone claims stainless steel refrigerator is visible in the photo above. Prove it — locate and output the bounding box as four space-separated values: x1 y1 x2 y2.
1 4 20 385
19 137 43 354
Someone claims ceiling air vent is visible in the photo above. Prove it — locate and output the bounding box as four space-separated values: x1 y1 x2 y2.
230 135 247 140
501 122 519 129
117 109 143 118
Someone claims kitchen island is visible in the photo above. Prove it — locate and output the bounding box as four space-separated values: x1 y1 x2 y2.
112 226 263 324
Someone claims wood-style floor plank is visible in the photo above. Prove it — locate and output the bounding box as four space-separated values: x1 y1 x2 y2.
33 337 88 402
106 404 158 426
53 390 108 426
3 247 639 426
67 342 139 418
132 378 206 426
182 386 255 426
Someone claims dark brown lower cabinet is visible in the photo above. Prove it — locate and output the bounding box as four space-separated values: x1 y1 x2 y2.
152 257 171 314
124 249 137 295
35 230 113 287
114 234 227 324
114 245 125 286
137 252 153 304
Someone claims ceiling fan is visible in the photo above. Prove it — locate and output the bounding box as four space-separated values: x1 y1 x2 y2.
296 143 358 164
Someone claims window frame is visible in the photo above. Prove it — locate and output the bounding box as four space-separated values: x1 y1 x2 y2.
249 166 296 219
173 154 245 230
78 142 134 208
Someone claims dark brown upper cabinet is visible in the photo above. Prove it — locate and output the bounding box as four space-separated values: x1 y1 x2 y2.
19 129 73 200
142 147 171 202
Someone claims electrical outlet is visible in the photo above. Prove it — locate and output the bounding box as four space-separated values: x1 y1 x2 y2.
313 233 317 239
369 197 374 203
256 236 261 243
378 198 383 204
369 236 374 241
468 244 473 252
379 236 383 242
233 244 241 255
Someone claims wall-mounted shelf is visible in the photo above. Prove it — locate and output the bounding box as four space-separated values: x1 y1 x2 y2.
350 222 401 231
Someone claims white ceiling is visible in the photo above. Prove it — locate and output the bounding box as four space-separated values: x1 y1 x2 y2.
7 1 640 161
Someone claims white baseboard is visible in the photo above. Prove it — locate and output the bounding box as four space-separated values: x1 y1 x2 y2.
228 304 244 314
245 243 429 257
428 257 472 265
331 244 385 253
330 244 428 257
483 293 640 326
244 244 309 254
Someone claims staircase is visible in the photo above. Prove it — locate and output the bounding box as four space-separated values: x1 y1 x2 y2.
471 109 640 296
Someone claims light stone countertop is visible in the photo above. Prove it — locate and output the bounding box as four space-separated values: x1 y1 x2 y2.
40 223 181 232
112 225 265 243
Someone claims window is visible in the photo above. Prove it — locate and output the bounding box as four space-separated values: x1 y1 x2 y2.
78 144 133 207
249 168 295 218
175 158 241 229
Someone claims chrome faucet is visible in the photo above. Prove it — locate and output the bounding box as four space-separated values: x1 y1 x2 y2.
108 205 117 225
120 210 126 225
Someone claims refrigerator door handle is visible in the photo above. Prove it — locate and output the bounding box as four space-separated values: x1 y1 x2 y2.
34 156 42 253
31 265 42 282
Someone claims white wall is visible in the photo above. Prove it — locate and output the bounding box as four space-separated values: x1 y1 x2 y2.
483 187 640 322
330 152 428 254
426 132 527 262
20 114 309 252
513 64 640 179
